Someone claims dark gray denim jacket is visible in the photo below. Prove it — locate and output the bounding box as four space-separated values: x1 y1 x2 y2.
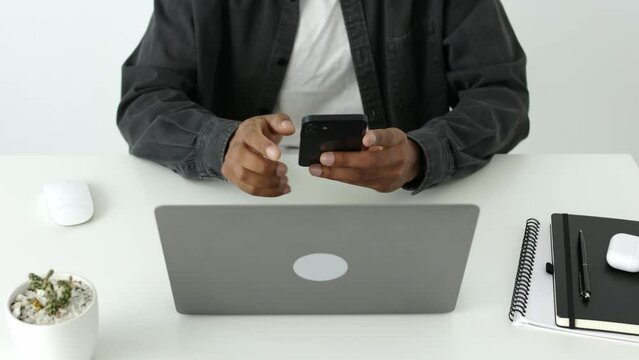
117 0 529 194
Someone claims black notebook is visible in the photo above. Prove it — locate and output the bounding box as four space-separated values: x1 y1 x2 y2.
551 213 639 335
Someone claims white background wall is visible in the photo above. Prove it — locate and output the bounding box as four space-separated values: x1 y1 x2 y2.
0 0 637 160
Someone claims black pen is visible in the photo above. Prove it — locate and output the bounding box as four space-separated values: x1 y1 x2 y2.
578 230 592 302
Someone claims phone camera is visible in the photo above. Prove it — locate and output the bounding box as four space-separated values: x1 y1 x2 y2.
305 124 329 134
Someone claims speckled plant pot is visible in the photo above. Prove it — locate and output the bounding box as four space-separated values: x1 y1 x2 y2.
5 274 99 360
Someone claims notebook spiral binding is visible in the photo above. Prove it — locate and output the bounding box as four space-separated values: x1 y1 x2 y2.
508 218 541 321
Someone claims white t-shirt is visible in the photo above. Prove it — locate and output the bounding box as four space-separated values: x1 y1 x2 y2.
273 0 365 148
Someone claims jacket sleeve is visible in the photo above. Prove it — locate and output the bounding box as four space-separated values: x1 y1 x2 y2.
405 0 529 193
117 0 240 179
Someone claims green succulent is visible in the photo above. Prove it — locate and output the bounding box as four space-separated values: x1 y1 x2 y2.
28 269 73 317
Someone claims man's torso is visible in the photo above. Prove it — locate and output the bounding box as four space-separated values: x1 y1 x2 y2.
189 0 468 131
273 0 364 148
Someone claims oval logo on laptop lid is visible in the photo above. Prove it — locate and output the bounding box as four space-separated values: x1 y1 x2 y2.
293 253 348 282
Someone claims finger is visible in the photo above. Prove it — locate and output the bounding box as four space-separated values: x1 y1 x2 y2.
363 128 406 147
309 165 399 192
320 148 401 168
262 113 296 136
309 164 382 184
229 165 284 188
238 144 287 176
242 127 281 161
237 182 291 197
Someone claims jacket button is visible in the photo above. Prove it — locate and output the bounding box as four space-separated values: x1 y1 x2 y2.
386 40 397 53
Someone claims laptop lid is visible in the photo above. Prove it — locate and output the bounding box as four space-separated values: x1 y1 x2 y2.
155 204 479 315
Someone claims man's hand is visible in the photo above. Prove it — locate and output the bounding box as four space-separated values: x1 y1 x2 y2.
222 113 295 197
309 128 422 193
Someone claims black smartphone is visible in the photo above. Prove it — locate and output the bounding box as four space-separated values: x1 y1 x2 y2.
298 114 368 167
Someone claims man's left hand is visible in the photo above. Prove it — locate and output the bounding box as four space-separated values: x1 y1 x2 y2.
309 128 422 192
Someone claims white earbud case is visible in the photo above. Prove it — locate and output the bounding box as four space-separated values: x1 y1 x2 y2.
606 233 639 273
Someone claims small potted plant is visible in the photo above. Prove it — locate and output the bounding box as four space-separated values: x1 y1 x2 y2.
5 270 99 360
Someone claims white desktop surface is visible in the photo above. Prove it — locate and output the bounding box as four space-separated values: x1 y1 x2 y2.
1 154 638 359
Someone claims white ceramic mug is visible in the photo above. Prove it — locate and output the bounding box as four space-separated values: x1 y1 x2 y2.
5 274 99 360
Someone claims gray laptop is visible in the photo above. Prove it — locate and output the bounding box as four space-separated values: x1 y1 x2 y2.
155 205 479 315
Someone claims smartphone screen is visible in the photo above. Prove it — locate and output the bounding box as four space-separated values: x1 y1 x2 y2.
298 114 368 167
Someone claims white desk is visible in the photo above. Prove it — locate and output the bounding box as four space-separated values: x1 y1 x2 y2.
1 154 638 359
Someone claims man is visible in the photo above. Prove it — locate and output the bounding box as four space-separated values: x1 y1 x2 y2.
117 0 529 197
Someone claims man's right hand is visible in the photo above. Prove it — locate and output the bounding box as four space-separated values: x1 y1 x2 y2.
222 113 295 197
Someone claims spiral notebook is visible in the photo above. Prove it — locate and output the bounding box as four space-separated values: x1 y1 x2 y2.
507 218 639 343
